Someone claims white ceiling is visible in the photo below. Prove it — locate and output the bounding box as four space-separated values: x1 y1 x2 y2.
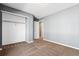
3 3 78 19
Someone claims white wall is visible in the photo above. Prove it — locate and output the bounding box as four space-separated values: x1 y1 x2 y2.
41 5 79 48
26 15 33 43
34 21 39 39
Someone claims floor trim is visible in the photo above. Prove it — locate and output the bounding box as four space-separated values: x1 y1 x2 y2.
43 39 79 50
26 40 34 43
2 41 26 46
2 41 26 49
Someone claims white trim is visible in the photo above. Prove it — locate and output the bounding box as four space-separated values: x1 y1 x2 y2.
43 39 79 50
26 40 34 43
1 10 26 18
0 48 2 50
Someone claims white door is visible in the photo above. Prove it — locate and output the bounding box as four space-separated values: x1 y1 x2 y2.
34 22 39 39
2 22 25 45
2 22 16 45
15 23 25 43
2 12 26 45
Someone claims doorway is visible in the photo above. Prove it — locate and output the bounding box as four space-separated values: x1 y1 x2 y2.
39 21 44 40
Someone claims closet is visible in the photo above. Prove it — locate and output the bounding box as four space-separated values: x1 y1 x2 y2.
2 11 26 45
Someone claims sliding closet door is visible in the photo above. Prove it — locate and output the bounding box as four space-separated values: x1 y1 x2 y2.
2 22 16 45
15 23 25 43
2 11 26 45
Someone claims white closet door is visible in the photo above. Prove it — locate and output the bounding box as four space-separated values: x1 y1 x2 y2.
2 12 26 45
15 23 25 42
2 22 16 45
2 22 25 45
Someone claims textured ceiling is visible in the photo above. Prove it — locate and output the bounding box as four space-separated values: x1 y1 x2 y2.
3 3 78 19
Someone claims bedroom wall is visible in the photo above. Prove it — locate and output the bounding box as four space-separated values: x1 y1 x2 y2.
40 5 79 48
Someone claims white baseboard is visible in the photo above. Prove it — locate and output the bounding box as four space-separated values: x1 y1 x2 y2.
43 39 79 50
2 40 25 45
26 40 34 43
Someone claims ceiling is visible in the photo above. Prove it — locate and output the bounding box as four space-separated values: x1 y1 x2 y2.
3 3 78 19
